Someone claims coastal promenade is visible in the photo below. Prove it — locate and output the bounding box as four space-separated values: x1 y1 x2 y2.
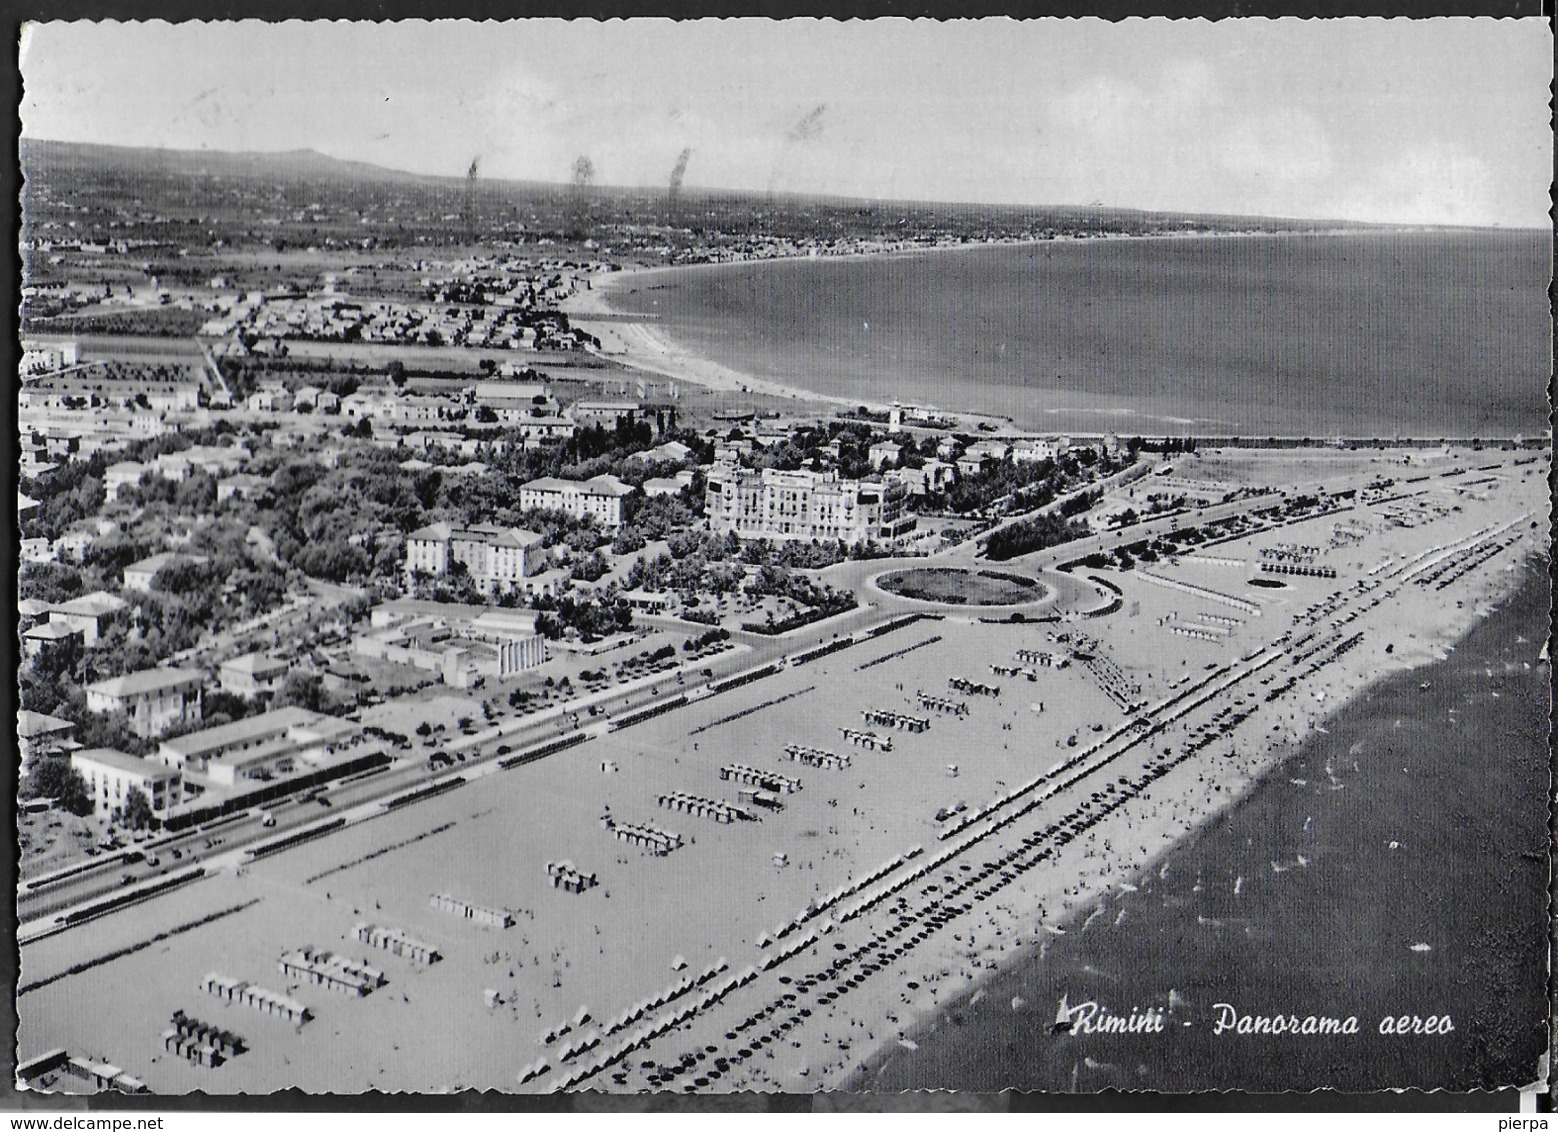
18 446 1543 1094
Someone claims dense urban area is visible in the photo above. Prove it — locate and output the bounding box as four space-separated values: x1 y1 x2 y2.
17 139 1235 848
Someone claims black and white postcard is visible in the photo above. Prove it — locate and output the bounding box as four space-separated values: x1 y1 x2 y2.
12 16 1552 1105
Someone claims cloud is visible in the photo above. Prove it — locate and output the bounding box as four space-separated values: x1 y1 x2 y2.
1330 141 1505 226
1217 108 1336 185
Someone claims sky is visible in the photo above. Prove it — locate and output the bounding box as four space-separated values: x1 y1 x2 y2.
19 18 1554 227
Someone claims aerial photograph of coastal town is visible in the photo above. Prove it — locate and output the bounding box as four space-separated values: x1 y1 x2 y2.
10 16 1552 1111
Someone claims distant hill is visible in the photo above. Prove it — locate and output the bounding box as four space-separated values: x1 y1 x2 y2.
23 137 472 188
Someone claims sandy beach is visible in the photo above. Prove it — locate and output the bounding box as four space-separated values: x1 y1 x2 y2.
18 448 1545 1094
561 268 867 412
563 261 1014 429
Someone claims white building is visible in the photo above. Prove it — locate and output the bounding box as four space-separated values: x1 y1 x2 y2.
21 338 81 375
403 522 550 595
469 381 551 423
705 465 915 544
18 710 77 778
570 400 641 428
49 591 128 645
519 475 634 530
867 441 902 471
629 440 693 464
642 470 696 497
354 601 548 688
84 667 205 739
156 706 356 789
71 748 182 818
122 552 209 593
103 461 149 500
218 652 291 698
1012 436 1071 464
216 473 270 507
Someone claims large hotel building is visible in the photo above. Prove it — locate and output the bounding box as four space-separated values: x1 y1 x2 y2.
705 465 915 545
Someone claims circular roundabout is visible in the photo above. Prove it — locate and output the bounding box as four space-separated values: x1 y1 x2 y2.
872 567 1051 607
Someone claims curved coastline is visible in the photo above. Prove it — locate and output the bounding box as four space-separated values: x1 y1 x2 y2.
566 227 1550 439
562 266 897 417
565 230 1295 422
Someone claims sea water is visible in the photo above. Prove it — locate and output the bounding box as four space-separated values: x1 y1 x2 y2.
606 230 1550 439
857 560 1550 1093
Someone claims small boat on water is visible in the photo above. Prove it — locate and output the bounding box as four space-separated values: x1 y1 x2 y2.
1053 993 1073 1033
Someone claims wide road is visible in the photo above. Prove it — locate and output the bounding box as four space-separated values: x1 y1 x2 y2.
17 604 908 932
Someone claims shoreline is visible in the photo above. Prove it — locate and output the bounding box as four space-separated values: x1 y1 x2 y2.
561 269 912 422
707 535 1546 1092
562 230 1550 439
851 553 1551 1091
560 229 1340 421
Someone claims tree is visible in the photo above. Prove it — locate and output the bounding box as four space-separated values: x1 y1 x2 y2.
387 360 407 389
22 756 94 817
117 786 156 831
274 671 328 713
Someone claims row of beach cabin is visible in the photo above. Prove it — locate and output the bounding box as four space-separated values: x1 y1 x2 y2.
720 763 801 793
1260 561 1338 578
167 1010 245 1060
1076 652 1143 711
657 791 755 824
781 743 851 770
16 1050 148 1095
161 1027 234 1068
861 707 929 732
278 946 387 997
354 921 442 964
949 676 1000 697
546 859 599 893
1014 648 1065 667
991 662 1038 681
1166 624 1225 642
604 817 683 855
202 973 311 1025
916 692 967 716
839 727 892 752
430 892 514 928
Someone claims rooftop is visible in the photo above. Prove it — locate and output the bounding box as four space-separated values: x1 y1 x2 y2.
25 622 82 641
472 381 549 403
160 706 325 760
219 652 290 676
585 474 635 497
86 666 206 698
125 551 209 575
18 710 75 738
452 523 545 548
469 609 543 637
72 747 179 779
407 522 543 548
52 591 129 618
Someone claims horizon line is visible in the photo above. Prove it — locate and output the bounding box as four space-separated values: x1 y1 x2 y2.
24 135 1545 234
